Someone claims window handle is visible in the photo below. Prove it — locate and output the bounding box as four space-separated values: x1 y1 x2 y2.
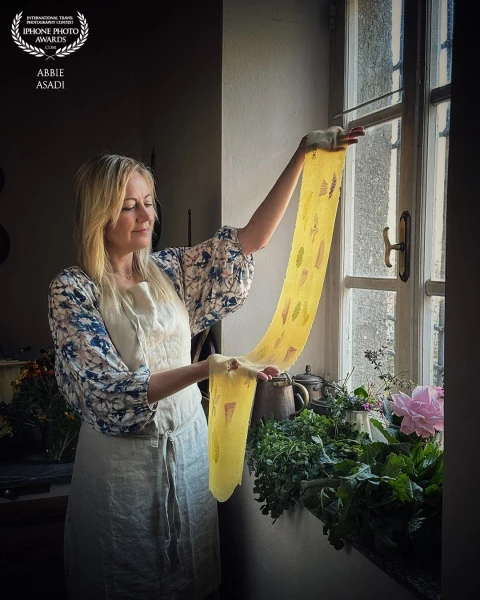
383 211 411 282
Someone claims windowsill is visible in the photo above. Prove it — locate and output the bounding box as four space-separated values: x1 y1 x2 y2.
245 453 442 600
302 504 441 600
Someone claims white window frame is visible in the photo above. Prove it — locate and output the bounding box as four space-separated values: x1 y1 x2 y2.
324 0 450 386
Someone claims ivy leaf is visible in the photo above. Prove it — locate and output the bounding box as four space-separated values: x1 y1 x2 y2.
330 459 358 475
389 442 413 457
389 473 413 501
382 453 406 479
360 442 383 464
408 515 425 535
424 483 441 495
389 473 423 502
300 478 340 508
410 442 425 467
417 446 443 480
351 464 376 481
370 418 398 444
399 454 415 478
337 478 356 500
422 442 442 468
382 396 394 424
353 386 368 398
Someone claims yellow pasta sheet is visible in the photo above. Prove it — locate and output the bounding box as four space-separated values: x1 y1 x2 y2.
208 145 347 501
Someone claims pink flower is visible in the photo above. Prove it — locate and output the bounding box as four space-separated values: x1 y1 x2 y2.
390 385 444 438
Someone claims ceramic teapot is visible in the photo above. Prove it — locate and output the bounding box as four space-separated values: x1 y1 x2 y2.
251 372 309 425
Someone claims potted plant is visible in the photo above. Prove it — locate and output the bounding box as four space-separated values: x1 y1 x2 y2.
323 372 380 438
0 349 80 462
246 360 445 574
323 347 418 442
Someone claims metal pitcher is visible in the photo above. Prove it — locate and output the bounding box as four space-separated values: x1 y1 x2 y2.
251 372 309 425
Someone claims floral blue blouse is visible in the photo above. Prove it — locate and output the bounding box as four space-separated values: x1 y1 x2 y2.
47 226 254 436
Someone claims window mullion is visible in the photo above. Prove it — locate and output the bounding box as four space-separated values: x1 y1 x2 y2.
325 0 347 383
422 1 452 384
344 276 399 291
396 0 428 385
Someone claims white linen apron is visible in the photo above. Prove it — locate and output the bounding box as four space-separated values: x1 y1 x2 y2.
64 281 220 600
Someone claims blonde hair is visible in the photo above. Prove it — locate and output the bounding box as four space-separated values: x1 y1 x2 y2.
72 152 177 316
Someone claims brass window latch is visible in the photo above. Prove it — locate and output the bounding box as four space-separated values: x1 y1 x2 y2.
383 210 411 282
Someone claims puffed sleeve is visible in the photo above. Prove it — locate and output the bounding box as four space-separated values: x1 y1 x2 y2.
48 268 157 435
151 225 255 336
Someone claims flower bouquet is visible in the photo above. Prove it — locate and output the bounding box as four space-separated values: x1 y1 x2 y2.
362 346 444 447
0 349 80 461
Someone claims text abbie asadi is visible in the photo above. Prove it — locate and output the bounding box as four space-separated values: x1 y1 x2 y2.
36 69 65 90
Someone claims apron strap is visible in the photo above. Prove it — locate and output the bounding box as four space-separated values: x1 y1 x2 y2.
156 403 201 568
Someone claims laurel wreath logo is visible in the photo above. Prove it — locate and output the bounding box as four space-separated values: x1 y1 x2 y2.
11 11 88 60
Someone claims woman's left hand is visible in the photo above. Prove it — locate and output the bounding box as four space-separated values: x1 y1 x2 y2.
299 125 365 153
229 359 280 381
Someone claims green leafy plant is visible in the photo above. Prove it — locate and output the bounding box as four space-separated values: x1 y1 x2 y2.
247 409 443 573
247 347 444 572
246 410 369 522
301 421 442 570
324 370 381 421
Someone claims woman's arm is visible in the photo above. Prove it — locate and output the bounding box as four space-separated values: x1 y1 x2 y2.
50 271 277 419
237 145 305 256
48 270 157 434
146 360 280 405
237 126 365 256
147 361 209 404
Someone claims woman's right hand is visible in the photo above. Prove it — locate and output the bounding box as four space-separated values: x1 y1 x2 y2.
256 365 281 381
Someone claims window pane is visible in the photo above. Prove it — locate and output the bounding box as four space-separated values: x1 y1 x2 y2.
431 0 454 88
347 0 404 119
348 119 401 278
432 101 449 280
428 295 445 386
348 289 396 389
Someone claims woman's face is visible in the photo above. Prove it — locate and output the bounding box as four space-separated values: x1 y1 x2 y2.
104 172 155 255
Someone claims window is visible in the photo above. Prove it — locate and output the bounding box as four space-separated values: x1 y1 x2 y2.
326 0 453 388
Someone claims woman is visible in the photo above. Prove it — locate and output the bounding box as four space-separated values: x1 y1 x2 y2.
48 126 363 600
